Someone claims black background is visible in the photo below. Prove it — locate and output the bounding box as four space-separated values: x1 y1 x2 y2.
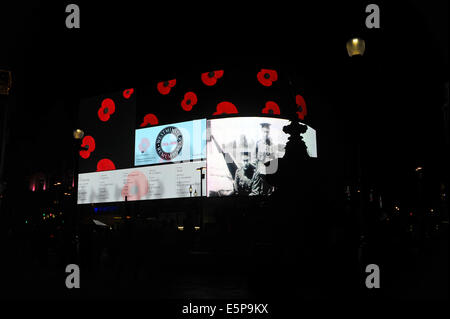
1 1 447 194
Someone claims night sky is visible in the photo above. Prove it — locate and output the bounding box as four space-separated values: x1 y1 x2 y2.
1 1 448 197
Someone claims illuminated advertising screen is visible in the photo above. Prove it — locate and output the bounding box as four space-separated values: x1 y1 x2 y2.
78 89 137 173
206 117 317 197
78 161 206 204
135 119 206 166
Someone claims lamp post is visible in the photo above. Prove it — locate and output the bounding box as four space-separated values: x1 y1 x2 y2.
347 37 369 281
196 166 206 230
189 185 193 197
72 128 86 262
196 167 206 197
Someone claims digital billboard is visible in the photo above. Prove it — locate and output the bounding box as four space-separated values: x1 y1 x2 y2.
206 117 317 197
78 161 206 204
78 89 136 173
135 119 206 166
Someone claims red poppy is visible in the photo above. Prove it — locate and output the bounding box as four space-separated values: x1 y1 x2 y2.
98 98 116 122
121 170 149 201
295 94 307 120
257 69 278 86
181 91 198 111
140 113 159 127
79 135 95 159
157 79 176 95
262 101 280 115
97 158 116 172
123 88 134 99
213 101 238 115
138 138 151 153
201 70 224 86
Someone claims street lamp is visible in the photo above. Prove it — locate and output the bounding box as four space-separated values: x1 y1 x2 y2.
346 38 366 57
347 37 368 269
73 128 84 140
189 185 193 197
72 128 86 263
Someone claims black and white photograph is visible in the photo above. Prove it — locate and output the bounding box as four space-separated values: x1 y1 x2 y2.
206 117 317 197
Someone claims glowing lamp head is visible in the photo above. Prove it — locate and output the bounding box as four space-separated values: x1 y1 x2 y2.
346 38 366 57
73 129 85 140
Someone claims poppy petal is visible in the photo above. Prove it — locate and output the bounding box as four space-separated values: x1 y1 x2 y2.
262 101 280 115
201 72 217 86
98 98 115 121
79 136 95 159
140 113 159 127
157 81 173 95
123 88 134 99
215 70 224 78
257 69 278 86
213 101 238 115
295 94 307 119
181 92 197 111
97 159 116 172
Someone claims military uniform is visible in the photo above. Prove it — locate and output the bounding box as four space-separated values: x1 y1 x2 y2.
233 163 262 196
254 123 276 196
255 137 276 174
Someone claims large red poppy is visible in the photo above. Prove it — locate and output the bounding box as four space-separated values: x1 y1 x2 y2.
140 113 159 127
201 70 224 86
98 98 116 122
181 92 198 111
213 101 238 115
257 69 278 86
97 158 116 171
123 88 134 99
121 170 149 201
157 79 176 95
295 94 307 120
79 135 95 159
262 101 280 115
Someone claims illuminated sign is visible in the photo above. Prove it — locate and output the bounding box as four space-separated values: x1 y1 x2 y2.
206 117 317 197
78 160 206 204
135 119 206 166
